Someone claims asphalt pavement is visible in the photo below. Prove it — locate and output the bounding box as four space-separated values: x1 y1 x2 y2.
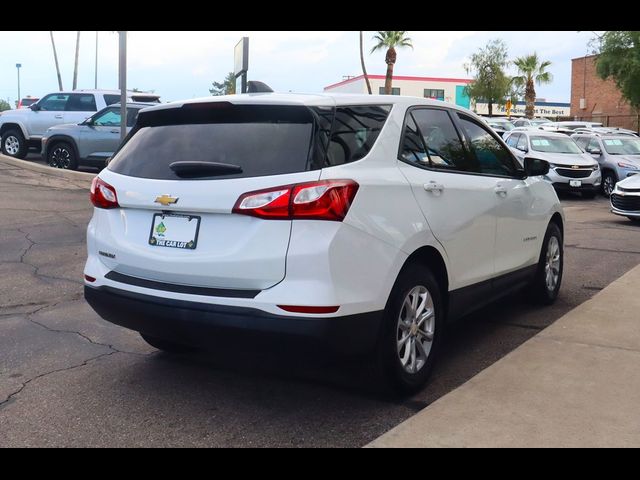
1 156 639 447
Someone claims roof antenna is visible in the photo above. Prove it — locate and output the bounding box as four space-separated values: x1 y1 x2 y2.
246 81 274 93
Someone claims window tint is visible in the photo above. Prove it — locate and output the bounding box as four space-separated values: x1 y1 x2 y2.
410 108 472 172
66 94 97 112
379 87 400 95
39 94 70 111
505 133 520 148
109 104 317 180
457 114 519 177
126 108 140 127
516 134 528 151
399 114 428 165
325 105 390 167
103 94 121 106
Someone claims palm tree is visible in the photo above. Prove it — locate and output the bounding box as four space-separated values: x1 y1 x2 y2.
370 31 413 95
50 31 63 91
359 32 372 94
512 53 553 119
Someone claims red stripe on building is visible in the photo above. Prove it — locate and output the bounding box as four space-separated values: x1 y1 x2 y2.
324 74 472 90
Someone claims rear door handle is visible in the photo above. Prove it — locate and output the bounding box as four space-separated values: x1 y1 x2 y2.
110 130 120 134
54 114 63 119
424 182 444 194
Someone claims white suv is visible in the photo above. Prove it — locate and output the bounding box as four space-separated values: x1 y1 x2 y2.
0 89 160 159
83 93 565 393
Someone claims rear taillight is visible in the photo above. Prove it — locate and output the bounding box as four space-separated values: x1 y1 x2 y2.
232 179 359 221
90 177 119 209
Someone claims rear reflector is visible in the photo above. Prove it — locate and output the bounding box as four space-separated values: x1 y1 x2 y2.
233 179 358 221
277 305 340 314
84 275 96 282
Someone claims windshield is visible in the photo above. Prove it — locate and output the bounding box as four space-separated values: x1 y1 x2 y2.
602 138 640 155
530 136 583 154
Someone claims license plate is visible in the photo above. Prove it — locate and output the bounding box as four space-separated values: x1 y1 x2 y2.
149 213 200 250
570 180 582 187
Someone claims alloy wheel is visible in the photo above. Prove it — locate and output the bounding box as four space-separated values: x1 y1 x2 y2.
51 147 71 169
544 236 561 291
4 136 20 155
396 285 435 374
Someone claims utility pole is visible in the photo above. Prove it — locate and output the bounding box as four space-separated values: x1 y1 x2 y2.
16 64 21 104
95 31 98 89
119 31 127 142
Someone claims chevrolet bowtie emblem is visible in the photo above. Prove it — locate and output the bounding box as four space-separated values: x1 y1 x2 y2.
572 165 580 169
155 195 179 206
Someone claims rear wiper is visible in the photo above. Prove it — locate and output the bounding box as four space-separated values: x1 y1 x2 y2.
169 161 242 177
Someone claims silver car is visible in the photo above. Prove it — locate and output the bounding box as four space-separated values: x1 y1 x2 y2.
571 133 640 196
610 173 640 223
504 130 601 198
41 102 154 170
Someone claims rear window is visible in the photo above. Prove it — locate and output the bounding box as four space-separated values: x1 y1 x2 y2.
131 95 160 103
21 98 38 107
104 94 120 106
108 103 390 180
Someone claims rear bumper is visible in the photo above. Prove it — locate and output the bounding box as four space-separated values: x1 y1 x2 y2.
84 285 383 354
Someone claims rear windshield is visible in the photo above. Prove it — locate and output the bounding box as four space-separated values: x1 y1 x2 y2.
108 103 391 180
21 98 37 107
530 136 582 154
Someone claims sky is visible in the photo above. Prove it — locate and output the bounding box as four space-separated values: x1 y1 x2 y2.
0 31 598 106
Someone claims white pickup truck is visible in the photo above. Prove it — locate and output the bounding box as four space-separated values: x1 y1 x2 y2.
0 89 160 158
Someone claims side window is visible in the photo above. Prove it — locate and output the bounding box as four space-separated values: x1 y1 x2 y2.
516 134 528 151
399 114 429 165
457 113 520 177
103 94 121 106
92 108 121 126
379 87 400 95
513 120 525 127
126 108 140 127
573 136 589 150
587 138 601 153
505 133 520 148
38 94 70 111
325 105 391 166
66 94 97 112
411 108 473 172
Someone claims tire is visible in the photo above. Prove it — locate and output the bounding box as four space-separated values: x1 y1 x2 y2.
582 190 597 199
372 263 444 395
47 142 78 170
601 171 617 197
140 333 197 354
528 222 563 305
1 128 28 159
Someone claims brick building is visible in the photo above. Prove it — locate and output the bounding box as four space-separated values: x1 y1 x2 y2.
571 54 638 131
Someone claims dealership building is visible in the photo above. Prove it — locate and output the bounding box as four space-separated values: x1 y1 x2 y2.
324 74 569 118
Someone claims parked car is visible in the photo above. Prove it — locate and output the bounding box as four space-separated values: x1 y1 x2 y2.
610 174 640 222
42 102 156 170
486 118 515 138
540 121 603 132
17 96 39 109
573 126 638 137
83 92 565 393
0 89 160 159
572 133 640 196
504 130 601 198
512 117 552 128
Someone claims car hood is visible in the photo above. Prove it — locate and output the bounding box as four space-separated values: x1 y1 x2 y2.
0 108 31 118
528 151 597 167
617 173 640 189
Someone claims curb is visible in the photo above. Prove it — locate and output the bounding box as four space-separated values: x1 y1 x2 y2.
0 154 95 188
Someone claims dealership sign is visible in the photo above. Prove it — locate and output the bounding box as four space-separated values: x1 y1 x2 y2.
474 101 570 117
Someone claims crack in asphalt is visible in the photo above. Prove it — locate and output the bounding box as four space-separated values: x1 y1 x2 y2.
565 244 640 255
0 351 117 411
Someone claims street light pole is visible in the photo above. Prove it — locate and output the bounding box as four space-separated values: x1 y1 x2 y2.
95 31 98 89
118 31 127 142
16 63 21 106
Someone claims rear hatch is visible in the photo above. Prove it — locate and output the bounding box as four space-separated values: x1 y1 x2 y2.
95 102 326 291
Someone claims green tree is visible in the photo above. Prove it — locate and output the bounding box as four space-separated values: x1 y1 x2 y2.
0 99 11 112
593 31 640 109
370 31 413 95
464 39 510 116
210 72 237 96
512 53 553 119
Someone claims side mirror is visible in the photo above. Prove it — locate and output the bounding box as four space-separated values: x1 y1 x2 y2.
524 157 550 177
587 147 602 156
30 104 40 111
517 145 529 153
